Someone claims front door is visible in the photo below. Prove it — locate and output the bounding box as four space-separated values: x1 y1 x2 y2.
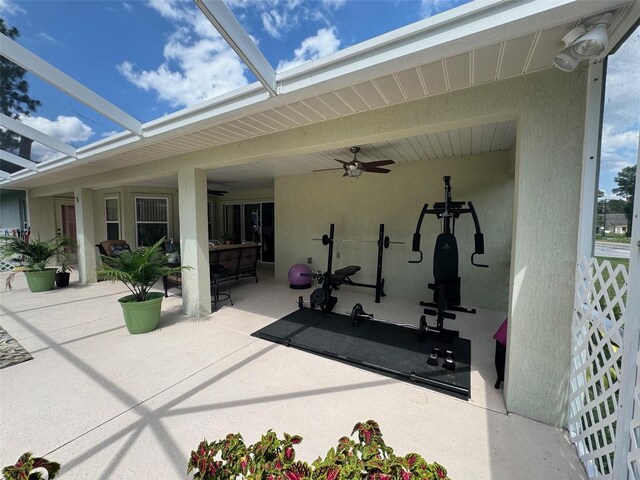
55 199 77 263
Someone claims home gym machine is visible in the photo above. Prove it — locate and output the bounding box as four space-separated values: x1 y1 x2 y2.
409 176 488 343
298 223 403 313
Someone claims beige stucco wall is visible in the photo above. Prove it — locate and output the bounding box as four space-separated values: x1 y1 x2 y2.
275 151 513 310
26 195 56 241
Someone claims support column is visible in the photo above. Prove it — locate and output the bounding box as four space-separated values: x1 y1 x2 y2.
178 167 211 317
73 187 96 284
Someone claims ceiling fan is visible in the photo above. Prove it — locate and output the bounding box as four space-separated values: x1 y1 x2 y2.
314 146 395 177
207 189 228 196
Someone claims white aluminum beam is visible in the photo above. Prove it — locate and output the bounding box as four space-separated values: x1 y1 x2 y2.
194 0 277 97
0 34 143 136
0 113 77 158
0 149 37 171
0 170 11 180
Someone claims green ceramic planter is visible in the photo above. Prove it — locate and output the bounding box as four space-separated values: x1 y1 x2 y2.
118 292 164 334
24 268 57 292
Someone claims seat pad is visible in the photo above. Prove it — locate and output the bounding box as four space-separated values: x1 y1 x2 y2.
334 265 361 277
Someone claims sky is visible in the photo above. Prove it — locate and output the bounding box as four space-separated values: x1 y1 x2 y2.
0 0 637 198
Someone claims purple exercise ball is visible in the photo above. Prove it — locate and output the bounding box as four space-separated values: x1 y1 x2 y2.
288 263 312 289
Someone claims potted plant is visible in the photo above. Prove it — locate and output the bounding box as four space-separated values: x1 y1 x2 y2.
55 262 73 288
3 451 60 479
96 237 189 334
0 235 75 293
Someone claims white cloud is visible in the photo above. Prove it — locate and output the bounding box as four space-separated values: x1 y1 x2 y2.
21 115 93 143
277 27 340 72
37 32 62 46
0 0 25 15
227 0 344 39
18 115 93 162
420 0 469 18
600 27 640 180
118 1 249 108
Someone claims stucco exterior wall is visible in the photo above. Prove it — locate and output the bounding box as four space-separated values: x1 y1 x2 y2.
27 195 56 241
275 151 513 310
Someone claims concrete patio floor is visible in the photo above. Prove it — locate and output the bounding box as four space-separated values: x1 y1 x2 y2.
0 266 586 479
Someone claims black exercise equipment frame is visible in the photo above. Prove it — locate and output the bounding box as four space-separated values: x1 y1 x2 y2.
409 176 488 342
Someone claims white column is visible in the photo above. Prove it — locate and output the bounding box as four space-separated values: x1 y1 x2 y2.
178 167 211 317
612 137 640 479
73 186 96 284
576 61 605 260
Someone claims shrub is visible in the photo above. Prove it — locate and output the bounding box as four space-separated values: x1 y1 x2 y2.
2 451 60 479
188 420 451 479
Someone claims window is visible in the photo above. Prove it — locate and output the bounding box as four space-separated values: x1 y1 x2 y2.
135 196 170 247
105 196 120 240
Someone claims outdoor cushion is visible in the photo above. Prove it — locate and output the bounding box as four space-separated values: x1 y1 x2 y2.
493 318 508 347
100 240 131 257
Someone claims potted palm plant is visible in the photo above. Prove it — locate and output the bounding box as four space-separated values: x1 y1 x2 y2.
56 262 73 288
96 237 189 334
0 235 75 292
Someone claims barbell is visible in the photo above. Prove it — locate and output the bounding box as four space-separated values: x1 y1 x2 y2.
312 235 405 248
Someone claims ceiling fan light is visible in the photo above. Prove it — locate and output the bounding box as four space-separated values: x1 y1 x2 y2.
553 49 579 72
347 168 364 178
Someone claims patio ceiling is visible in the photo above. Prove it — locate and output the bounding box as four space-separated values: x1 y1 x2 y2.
1 0 638 190
131 120 516 191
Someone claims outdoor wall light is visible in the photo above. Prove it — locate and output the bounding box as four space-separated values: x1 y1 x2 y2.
553 12 612 72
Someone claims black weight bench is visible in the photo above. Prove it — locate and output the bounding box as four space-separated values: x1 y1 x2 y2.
330 265 361 286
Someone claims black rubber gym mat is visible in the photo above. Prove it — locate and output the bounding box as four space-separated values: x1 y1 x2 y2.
252 308 471 398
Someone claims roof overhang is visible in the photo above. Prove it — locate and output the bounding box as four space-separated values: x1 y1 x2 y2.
1 0 638 189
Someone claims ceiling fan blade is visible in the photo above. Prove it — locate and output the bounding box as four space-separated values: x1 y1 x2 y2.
207 189 228 196
364 167 391 174
313 167 345 172
362 160 395 168
333 159 349 165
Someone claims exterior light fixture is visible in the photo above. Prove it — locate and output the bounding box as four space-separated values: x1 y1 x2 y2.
552 12 612 72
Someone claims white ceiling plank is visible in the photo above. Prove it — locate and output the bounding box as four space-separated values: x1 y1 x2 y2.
426 133 445 157
419 61 447 95
491 121 512 151
301 98 339 119
335 87 371 112
373 75 405 104
317 93 353 115
0 34 142 136
0 150 38 171
471 125 483 153
395 68 425 100
459 127 472 155
472 44 502 84
406 136 429 160
501 121 517 150
498 33 537 78
449 129 463 155
194 0 277 96
445 52 471 91
526 22 576 72
480 123 496 152
352 82 388 109
0 114 77 159
436 131 454 157
416 134 437 158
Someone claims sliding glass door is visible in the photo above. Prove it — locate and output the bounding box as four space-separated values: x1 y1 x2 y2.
223 201 274 263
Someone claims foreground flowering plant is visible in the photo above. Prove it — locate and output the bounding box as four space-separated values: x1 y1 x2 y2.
188 420 451 479
2 451 60 479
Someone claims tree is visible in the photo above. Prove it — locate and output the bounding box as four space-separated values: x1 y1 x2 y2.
612 165 637 237
0 18 41 170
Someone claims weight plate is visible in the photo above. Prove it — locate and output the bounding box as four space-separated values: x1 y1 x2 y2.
298 296 304 309
310 287 329 306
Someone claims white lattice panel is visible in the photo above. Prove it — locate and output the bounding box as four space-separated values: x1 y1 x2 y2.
629 347 640 478
570 257 628 478
0 260 15 272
